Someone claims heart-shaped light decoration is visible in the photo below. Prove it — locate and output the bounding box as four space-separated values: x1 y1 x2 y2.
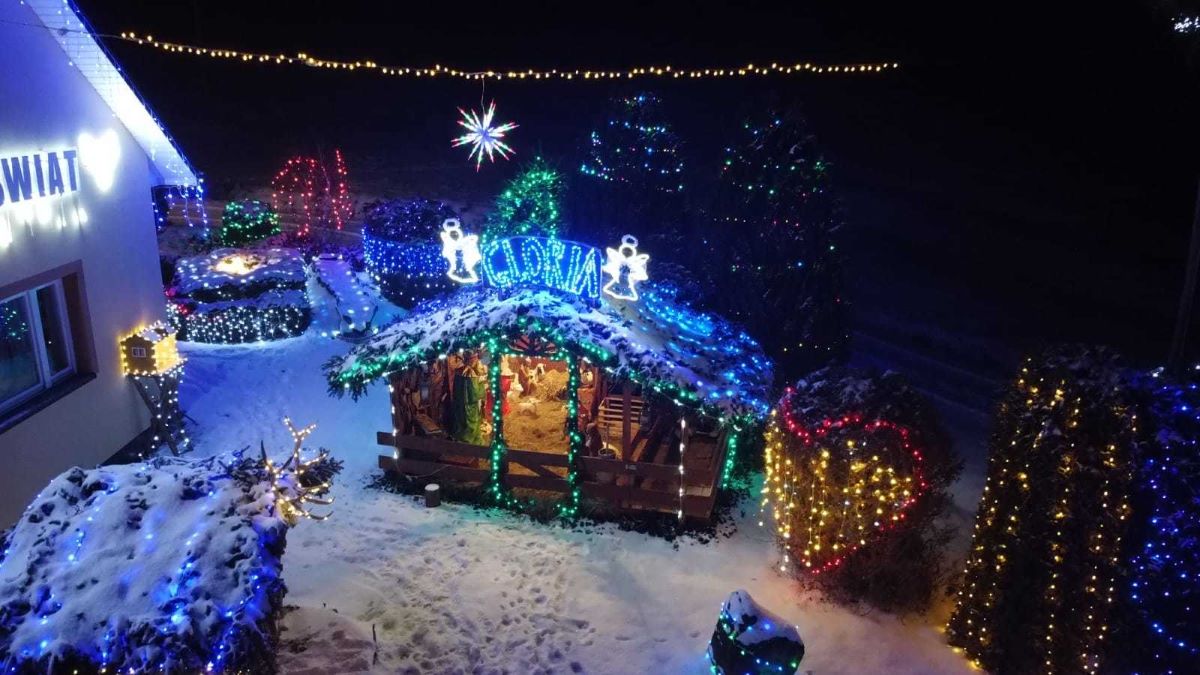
77 129 121 193
761 393 927 575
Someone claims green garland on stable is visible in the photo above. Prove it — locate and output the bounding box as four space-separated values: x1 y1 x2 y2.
326 318 755 516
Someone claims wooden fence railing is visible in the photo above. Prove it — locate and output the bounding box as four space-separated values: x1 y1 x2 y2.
376 431 722 519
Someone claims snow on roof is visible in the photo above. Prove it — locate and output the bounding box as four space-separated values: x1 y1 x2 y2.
21 0 199 187
326 285 773 420
0 456 285 672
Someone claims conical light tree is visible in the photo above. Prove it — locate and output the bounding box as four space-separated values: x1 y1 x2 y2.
574 92 688 253
483 156 565 243
713 110 848 379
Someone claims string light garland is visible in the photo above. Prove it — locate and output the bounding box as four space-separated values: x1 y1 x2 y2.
945 348 1135 674
111 31 899 80
153 183 209 231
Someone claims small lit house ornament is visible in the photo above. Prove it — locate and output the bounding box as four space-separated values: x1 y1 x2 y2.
120 322 182 376
602 234 650 301
440 218 482 283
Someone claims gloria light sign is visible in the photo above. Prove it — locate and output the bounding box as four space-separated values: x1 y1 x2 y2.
439 220 648 302
0 129 120 248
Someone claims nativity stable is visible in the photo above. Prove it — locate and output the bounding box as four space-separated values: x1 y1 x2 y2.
326 226 772 519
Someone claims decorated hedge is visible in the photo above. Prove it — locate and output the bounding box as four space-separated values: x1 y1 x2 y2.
946 346 1136 673
761 367 960 612
170 248 311 343
360 198 458 306
1116 367 1200 673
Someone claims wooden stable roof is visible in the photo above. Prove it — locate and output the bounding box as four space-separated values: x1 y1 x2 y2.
327 285 773 421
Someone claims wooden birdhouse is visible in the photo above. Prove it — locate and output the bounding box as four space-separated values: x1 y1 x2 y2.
120 322 182 376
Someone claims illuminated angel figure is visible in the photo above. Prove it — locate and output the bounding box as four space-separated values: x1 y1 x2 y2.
439 219 482 284
451 101 518 170
602 234 650 301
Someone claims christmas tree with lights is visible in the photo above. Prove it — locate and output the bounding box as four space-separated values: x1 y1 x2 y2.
713 110 847 379
574 92 688 251
483 156 565 243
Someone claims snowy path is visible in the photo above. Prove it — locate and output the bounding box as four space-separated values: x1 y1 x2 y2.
178 333 975 674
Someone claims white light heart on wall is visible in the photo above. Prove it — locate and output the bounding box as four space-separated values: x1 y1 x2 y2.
77 129 120 193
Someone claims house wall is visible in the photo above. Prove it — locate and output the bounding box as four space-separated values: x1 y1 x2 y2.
0 2 167 525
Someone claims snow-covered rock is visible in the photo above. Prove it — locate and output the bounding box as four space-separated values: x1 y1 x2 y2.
707 590 805 674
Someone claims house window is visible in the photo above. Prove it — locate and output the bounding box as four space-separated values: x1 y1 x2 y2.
0 280 77 415
131 346 147 358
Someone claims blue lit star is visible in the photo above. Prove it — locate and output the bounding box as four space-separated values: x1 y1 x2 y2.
451 101 517 170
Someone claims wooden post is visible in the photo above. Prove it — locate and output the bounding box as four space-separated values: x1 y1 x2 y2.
621 382 633 462
1169 179 1200 376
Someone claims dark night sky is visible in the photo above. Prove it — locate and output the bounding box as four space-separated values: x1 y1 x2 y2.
69 0 1200 373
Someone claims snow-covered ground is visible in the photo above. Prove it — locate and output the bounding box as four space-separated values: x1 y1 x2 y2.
175 285 977 674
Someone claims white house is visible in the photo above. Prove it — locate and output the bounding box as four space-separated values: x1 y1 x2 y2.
0 0 199 524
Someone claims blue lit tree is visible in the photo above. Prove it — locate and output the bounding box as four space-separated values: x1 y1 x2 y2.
712 110 848 380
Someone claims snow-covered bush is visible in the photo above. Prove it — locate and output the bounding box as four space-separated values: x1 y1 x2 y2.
766 367 960 613
0 449 340 673
170 248 311 343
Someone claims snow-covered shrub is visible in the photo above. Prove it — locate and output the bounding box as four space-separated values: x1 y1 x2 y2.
0 450 340 673
216 199 281 247
170 248 311 343
767 367 960 613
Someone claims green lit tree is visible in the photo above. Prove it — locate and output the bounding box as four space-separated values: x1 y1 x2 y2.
713 110 847 379
215 199 280 247
483 157 565 243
